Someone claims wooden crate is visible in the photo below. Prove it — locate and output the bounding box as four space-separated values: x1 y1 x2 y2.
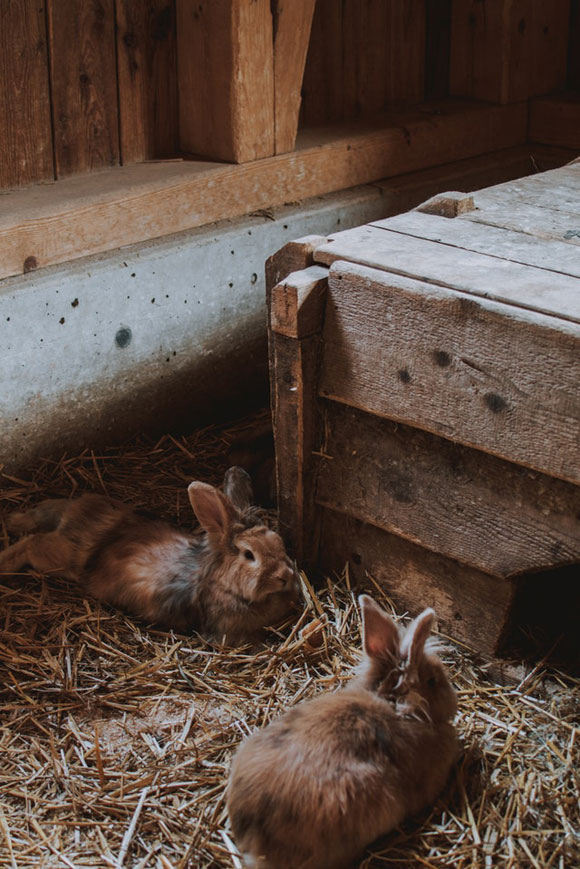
267 162 580 657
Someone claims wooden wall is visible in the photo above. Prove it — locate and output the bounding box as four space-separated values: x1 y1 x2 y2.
1 0 579 191
0 0 177 189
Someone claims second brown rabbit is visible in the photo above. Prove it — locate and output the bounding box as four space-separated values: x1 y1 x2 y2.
0 467 299 643
227 594 458 868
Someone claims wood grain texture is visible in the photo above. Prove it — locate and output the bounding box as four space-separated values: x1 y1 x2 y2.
299 0 344 125
529 95 580 150
47 0 119 177
318 507 516 656
314 224 580 322
116 0 177 163
271 266 329 339
569 0 580 91
450 0 570 103
318 261 580 484
0 100 529 278
315 401 580 577
0 0 54 188
425 0 451 99
272 0 315 154
176 0 274 163
371 211 580 279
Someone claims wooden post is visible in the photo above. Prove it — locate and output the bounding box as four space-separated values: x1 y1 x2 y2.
268 264 328 565
176 0 275 163
272 0 316 154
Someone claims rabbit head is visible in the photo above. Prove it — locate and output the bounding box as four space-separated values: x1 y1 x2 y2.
357 595 457 725
188 468 299 612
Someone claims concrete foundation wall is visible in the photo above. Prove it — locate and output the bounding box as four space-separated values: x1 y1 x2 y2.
0 151 542 472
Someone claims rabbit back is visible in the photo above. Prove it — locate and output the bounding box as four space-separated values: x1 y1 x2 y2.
228 689 457 869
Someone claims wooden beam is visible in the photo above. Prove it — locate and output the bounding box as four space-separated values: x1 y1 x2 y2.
450 0 570 103
47 0 119 177
317 261 580 485
0 100 528 279
176 0 274 163
529 95 580 150
272 0 316 154
115 0 178 164
0 0 54 188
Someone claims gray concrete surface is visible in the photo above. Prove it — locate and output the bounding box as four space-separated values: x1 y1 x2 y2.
0 151 541 472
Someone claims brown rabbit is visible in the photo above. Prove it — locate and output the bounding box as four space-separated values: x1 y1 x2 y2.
227 595 458 868
0 467 299 643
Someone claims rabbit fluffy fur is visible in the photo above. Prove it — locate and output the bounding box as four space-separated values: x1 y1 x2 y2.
0 467 299 643
227 595 458 868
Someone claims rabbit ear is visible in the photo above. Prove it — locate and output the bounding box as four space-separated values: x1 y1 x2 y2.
223 466 253 511
359 595 400 660
188 482 237 535
400 608 436 667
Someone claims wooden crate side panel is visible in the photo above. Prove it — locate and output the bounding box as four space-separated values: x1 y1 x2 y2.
370 211 580 279
47 0 120 177
450 0 570 103
0 0 54 188
116 0 178 164
318 262 580 484
318 507 516 656
315 401 580 577
314 224 580 322
176 0 274 163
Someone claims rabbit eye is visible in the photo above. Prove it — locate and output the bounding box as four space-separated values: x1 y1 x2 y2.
243 549 255 561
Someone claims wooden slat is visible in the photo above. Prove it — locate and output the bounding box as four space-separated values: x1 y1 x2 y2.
318 508 516 656
270 266 329 339
0 100 529 279
299 0 344 125
370 211 580 279
318 261 580 484
115 0 177 164
472 166 580 211
425 0 451 99
47 0 119 177
0 0 54 188
314 225 580 322
315 401 580 578
176 0 274 163
272 0 315 154
450 0 570 103
343 0 426 118
462 194 580 245
529 95 580 150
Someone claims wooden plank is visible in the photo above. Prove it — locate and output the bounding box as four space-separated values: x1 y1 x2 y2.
314 224 580 322
315 401 580 578
318 261 580 484
115 0 177 164
529 95 580 150
272 0 315 154
0 100 529 279
299 0 344 125
0 0 54 188
176 0 274 163
47 0 119 177
462 194 580 245
318 507 516 656
370 211 580 279
343 0 426 118
472 166 580 211
569 0 580 91
450 0 570 103
425 0 451 99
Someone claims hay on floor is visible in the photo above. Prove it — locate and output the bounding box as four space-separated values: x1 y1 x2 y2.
0 414 578 868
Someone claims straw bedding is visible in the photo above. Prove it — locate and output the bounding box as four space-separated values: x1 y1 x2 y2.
1 412 578 868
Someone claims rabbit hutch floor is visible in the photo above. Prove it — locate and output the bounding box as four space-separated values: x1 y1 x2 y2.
0 411 578 869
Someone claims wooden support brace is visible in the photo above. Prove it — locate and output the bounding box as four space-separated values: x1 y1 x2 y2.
272 0 316 154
